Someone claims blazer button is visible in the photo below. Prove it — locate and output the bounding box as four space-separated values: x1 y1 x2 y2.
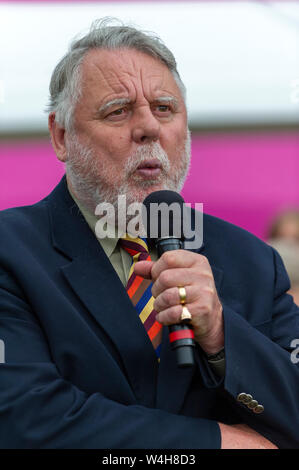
247 399 258 409
237 393 247 402
243 394 253 404
253 404 264 414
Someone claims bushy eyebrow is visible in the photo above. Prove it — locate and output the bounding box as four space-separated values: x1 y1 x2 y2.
98 95 179 114
154 96 179 108
98 98 131 114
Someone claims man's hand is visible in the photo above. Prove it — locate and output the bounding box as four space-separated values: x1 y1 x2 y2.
134 250 224 355
219 423 278 449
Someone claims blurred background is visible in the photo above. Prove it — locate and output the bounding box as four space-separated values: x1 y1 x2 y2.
0 0 298 246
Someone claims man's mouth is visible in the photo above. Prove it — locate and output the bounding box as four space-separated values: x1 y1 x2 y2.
135 159 162 178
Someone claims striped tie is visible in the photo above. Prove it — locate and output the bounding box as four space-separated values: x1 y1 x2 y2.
119 235 163 359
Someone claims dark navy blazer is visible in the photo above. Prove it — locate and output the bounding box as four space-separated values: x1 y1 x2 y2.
0 176 298 449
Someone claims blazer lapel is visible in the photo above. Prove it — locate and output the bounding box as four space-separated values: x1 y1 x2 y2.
47 177 158 407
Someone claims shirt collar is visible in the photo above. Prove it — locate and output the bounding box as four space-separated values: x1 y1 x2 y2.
67 186 119 258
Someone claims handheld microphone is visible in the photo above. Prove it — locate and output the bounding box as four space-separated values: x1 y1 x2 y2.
142 190 195 367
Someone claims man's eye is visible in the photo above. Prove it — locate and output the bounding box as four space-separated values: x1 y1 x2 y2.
157 105 171 112
105 107 128 120
154 104 173 117
110 108 125 116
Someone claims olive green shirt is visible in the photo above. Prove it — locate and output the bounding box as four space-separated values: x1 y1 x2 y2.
70 193 158 286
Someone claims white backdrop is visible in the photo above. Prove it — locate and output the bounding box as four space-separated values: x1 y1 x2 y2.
0 0 298 132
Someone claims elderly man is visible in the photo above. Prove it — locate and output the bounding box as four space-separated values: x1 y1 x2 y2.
0 18 298 449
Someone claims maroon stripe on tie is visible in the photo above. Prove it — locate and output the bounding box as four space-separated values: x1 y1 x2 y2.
121 240 148 254
126 271 137 291
143 309 158 331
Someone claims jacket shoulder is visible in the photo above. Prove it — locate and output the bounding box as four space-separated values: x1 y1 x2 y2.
0 198 48 227
0 199 50 255
203 212 267 244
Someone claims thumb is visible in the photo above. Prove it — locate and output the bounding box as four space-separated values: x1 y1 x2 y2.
134 260 155 279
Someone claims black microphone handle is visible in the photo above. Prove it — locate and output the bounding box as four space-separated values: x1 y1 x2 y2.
155 237 195 367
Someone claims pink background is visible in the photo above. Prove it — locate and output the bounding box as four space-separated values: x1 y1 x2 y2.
1 132 298 241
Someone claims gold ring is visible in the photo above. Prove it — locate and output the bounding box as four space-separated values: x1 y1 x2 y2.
180 306 192 322
178 286 187 305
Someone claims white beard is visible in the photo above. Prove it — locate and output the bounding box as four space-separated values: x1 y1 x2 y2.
65 129 192 225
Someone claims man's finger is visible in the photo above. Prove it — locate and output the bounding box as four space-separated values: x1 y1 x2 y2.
151 250 207 280
133 260 155 279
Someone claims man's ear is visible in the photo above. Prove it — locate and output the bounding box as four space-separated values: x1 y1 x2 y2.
48 112 67 162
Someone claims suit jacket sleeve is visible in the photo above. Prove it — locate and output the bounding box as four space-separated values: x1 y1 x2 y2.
220 248 299 448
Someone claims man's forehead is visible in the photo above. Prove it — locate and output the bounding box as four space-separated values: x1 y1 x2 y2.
77 48 184 110
81 48 175 85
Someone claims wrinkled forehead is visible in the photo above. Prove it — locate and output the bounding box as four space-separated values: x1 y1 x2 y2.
79 47 183 101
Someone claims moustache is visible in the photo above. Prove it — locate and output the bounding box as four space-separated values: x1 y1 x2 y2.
125 143 171 175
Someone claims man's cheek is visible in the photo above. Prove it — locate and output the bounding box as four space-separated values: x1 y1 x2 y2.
168 129 187 152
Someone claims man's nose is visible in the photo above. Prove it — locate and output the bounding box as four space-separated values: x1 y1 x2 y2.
131 106 160 144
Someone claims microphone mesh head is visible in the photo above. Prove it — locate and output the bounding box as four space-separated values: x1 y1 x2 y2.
142 190 185 243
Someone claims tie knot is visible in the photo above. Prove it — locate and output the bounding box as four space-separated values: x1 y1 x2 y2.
119 235 149 260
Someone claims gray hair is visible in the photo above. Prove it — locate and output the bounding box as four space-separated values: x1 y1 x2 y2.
46 17 186 131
